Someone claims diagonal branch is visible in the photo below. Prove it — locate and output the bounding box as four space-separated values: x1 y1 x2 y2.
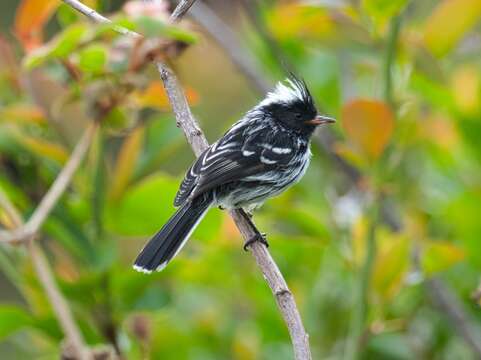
62 1 312 358
0 189 90 360
426 277 481 357
0 122 99 244
156 63 208 156
171 0 197 22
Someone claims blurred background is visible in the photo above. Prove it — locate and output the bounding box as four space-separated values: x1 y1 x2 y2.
1 0 481 359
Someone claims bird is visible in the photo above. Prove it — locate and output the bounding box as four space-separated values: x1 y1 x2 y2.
133 74 335 273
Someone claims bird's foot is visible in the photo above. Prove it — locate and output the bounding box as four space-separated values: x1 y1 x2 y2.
243 233 269 251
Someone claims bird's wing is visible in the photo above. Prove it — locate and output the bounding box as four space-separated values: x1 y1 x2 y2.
174 121 296 206
174 146 210 207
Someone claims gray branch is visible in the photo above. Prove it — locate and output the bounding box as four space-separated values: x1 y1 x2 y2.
171 0 197 22
426 277 481 357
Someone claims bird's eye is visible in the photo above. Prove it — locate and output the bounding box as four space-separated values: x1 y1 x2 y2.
295 113 302 119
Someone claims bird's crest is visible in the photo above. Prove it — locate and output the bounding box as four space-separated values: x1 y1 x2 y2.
260 73 314 109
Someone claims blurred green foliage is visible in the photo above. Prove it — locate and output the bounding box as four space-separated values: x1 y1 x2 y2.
1 0 481 359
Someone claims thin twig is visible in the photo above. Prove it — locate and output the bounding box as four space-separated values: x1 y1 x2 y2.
230 210 312 359
0 189 90 360
62 1 312 358
0 122 99 244
412 247 481 358
61 0 140 38
156 63 208 156
171 0 197 22
426 277 481 358
29 242 91 359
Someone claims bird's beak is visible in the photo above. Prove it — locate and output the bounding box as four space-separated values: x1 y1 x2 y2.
304 115 336 126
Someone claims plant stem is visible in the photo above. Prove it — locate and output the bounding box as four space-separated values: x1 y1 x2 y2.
383 15 402 107
344 203 379 360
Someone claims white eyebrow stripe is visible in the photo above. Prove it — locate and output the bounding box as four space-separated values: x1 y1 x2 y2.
261 143 272 150
260 156 276 164
242 150 255 156
272 147 292 154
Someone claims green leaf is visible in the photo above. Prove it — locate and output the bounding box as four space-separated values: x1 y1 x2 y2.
24 23 88 69
56 3 80 27
106 173 179 236
443 191 481 266
372 233 409 300
363 0 407 21
102 107 131 132
410 74 457 114
78 43 107 74
421 241 465 275
111 267 169 311
0 306 33 339
133 16 197 43
193 209 222 243
93 17 136 38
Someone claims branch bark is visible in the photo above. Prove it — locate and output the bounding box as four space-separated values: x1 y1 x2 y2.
0 189 90 360
171 0 197 22
62 1 312 358
0 122 99 244
426 277 481 358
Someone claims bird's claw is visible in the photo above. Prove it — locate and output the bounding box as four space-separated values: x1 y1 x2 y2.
243 233 269 251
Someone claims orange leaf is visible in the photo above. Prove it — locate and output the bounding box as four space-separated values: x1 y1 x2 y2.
14 0 59 50
341 99 394 161
1 104 45 124
419 114 458 150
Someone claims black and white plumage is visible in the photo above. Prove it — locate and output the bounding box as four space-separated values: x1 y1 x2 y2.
133 74 334 273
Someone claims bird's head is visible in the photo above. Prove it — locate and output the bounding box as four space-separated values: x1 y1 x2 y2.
259 74 335 136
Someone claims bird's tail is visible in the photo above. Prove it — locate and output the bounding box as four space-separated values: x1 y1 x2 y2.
133 193 213 273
